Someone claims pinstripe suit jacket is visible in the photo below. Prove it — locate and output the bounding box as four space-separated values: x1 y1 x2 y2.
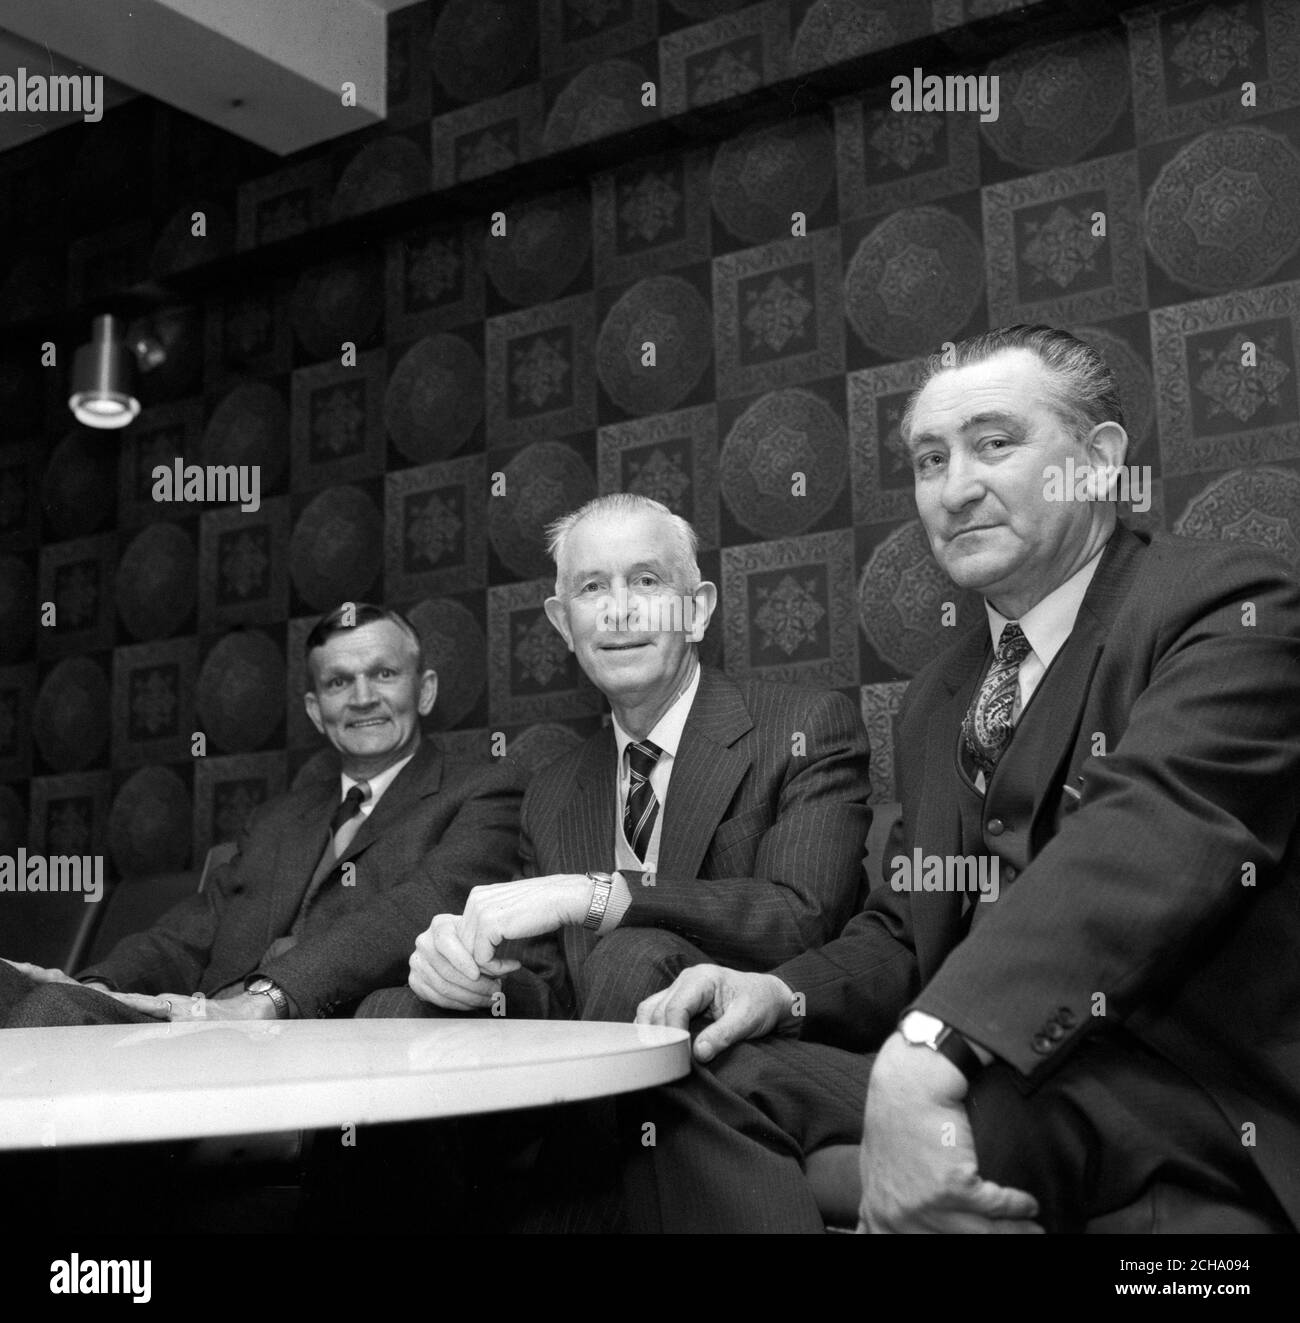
775 525 1300 1226
509 665 872 1018
78 739 526 1017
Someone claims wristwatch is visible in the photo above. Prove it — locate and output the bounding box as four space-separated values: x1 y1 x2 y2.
244 974 290 1019
583 871 616 930
899 1009 983 1081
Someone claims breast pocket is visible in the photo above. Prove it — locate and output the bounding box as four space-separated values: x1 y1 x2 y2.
1047 780 1084 839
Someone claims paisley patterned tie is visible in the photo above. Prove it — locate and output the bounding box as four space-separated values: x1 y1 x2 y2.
963 623 1032 779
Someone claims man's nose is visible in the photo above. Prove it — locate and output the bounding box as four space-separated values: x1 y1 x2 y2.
349 676 377 705
939 454 983 512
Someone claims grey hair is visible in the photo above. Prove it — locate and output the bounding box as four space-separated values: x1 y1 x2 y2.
899 324 1126 444
545 494 701 592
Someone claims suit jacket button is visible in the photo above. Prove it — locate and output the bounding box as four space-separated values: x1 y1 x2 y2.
1057 1007 1076 1028
1031 1033 1053 1054
987 818 1005 836
1002 865 1016 882
1046 1021 1065 1041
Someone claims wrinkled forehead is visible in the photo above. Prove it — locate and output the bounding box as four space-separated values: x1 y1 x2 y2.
308 619 420 678
558 510 683 580
907 349 1058 440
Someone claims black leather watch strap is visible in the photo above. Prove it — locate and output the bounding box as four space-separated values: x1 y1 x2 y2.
937 1027 984 1081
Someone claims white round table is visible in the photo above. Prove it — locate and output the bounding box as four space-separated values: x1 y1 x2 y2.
0 1018 691 1150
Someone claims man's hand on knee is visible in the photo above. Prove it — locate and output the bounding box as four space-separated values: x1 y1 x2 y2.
857 1032 1042 1234
634 964 798 1063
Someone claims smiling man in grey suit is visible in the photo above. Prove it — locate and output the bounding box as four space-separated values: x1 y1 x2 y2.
395 493 872 1025
1 602 523 1027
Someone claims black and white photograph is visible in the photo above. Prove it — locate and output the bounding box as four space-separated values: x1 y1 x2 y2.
0 0 1295 1295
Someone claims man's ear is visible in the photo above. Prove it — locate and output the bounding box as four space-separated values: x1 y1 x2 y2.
304 689 325 737
543 595 575 652
1085 419 1129 472
686 581 718 643
417 668 438 717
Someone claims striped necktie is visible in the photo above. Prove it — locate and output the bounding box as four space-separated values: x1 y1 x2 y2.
962 623 1032 779
623 740 662 862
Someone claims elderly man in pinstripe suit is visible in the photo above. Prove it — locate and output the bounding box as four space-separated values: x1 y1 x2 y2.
401 492 873 1024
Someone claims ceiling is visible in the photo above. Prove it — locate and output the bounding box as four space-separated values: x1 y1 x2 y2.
0 0 425 156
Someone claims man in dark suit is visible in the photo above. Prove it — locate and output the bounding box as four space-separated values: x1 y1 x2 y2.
387 493 871 1025
630 325 1300 1233
0 602 523 1027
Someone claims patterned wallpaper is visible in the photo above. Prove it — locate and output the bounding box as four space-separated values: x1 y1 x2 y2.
2 0 1299 924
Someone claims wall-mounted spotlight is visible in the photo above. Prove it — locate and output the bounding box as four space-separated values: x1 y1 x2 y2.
68 314 167 429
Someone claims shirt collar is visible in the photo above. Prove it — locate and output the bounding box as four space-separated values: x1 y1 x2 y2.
341 746 417 811
611 661 702 768
984 547 1105 669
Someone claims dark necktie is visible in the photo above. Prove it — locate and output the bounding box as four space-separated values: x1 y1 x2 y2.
623 740 662 862
279 781 371 949
962 623 1032 779
308 781 371 890
330 782 370 840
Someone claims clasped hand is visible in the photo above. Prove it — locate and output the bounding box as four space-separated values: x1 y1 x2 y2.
408 874 591 1010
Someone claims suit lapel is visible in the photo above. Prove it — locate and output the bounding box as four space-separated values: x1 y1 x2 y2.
912 622 987 968
989 522 1147 839
266 739 445 941
337 740 444 868
556 727 619 871
266 781 336 941
657 668 754 881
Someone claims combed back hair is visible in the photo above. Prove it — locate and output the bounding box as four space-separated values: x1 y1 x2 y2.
304 602 424 688
900 324 1126 444
546 493 702 593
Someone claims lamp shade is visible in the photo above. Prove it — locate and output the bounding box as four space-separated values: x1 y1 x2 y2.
69 314 141 429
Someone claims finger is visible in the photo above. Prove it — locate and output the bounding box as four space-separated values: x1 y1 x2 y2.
455 898 483 971
654 973 716 1034
408 956 494 1009
694 993 764 1062
634 989 670 1026
694 1010 745 1062
109 993 172 1019
463 915 504 971
942 1170 1039 1221
924 1209 1044 1234
436 923 483 982
4 960 58 982
476 957 520 977
420 946 494 996
408 968 490 1009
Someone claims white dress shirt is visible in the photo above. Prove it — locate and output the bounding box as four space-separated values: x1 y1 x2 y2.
598 661 703 931
339 746 415 819
984 549 1105 721
972 549 1104 791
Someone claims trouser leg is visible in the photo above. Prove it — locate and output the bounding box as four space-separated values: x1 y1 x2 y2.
620 1036 872 1233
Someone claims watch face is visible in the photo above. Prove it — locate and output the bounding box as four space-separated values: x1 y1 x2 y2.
247 977 272 993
